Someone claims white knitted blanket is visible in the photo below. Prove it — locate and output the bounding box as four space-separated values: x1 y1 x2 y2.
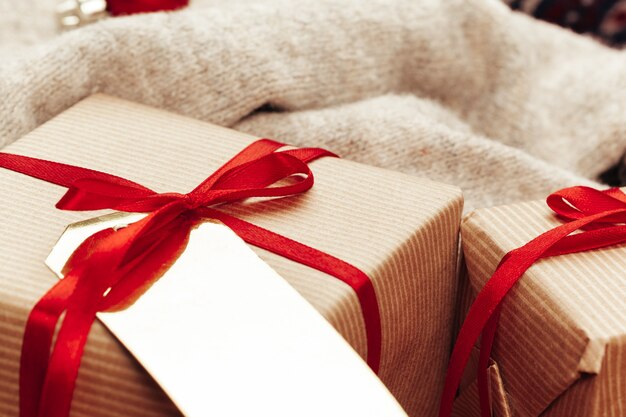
1 0 623 210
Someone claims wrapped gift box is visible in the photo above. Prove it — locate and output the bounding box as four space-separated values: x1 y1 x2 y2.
456 200 626 416
0 95 463 417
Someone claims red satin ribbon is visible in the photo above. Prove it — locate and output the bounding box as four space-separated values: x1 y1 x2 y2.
439 186 626 417
0 139 382 417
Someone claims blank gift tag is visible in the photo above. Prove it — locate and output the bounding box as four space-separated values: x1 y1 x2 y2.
46 213 407 417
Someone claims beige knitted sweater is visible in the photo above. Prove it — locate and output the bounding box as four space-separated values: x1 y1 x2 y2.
1 0 623 211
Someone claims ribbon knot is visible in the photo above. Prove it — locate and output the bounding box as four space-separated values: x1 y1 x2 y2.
0 139 383 417
440 185 626 417
182 192 203 209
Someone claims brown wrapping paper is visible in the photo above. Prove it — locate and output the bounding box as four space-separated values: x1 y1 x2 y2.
457 200 626 416
0 95 463 417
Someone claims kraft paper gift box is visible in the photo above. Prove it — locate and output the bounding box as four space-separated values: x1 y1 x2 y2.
453 199 626 417
0 94 463 417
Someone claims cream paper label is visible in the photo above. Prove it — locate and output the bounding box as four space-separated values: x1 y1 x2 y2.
46 212 407 417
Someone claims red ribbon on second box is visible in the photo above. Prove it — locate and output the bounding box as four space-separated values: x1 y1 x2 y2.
439 186 626 417
0 139 382 417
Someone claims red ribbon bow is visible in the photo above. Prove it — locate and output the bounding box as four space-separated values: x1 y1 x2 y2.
0 139 381 417
439 186 626 417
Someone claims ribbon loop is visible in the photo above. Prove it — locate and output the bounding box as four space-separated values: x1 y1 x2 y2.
547 186 626 222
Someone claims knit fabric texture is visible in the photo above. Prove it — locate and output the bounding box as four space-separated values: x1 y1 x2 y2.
0 0 623 213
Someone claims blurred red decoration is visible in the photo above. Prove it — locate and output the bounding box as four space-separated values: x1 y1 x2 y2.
107 0 189 16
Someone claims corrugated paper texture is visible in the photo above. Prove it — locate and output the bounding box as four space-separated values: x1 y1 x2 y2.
0 95 463 417
457 200 626 416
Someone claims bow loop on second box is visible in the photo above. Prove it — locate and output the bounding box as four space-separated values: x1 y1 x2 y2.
547 185 626 223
